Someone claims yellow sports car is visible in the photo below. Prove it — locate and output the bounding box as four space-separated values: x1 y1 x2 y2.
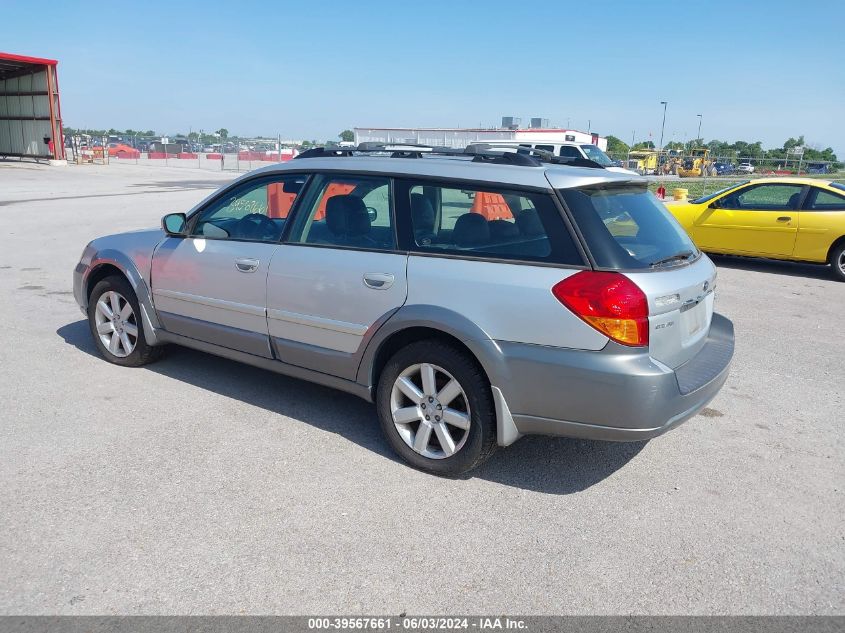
664 177 845 281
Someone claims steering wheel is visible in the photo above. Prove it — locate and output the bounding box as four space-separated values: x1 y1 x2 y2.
236 213 278 240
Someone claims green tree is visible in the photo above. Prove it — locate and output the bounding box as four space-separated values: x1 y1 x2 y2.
216 128 229 140
782 135 805 151
604 135 629 156
338 129 354 142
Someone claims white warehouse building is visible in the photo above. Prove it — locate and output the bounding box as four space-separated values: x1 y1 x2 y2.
354 125 607 151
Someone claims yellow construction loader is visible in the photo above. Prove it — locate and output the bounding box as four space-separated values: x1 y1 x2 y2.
677 148 716 178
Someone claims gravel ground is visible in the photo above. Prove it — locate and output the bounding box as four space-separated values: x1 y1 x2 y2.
0 161 842 615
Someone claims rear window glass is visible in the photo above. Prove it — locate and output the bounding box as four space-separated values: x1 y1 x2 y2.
560 187 699 270
407 183 584 265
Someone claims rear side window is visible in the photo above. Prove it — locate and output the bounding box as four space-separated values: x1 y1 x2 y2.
287 174 395 250
560 187 698 270
405 182 583 265
805 187 845 210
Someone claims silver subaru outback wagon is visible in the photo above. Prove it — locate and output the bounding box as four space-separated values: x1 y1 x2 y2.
73 145 734 475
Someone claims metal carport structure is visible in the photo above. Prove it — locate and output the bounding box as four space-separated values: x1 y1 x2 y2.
0 52 65 161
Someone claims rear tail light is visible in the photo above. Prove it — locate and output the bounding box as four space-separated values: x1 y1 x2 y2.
552 271 649 347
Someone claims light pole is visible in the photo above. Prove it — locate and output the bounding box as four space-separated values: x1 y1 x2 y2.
658 101 668 150
696 114 702 142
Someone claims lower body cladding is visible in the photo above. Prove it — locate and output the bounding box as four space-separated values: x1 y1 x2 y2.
475 313 734 444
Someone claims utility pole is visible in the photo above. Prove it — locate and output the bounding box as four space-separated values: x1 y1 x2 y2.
696 114 703 142
659 101 668 150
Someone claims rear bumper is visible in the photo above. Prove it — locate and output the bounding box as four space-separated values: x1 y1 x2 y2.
481 313 734 442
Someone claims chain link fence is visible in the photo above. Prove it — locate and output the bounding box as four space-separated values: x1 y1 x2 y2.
65 133 301 172
605 150 844 200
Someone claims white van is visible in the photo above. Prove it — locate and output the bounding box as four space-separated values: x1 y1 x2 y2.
479 141 638 176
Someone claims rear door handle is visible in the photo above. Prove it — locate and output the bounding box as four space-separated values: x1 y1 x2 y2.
776 216 792 222
363 272 394 289
235 257 259 273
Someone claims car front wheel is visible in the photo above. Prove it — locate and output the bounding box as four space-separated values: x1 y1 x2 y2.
87 275 164 366
376 340 497 475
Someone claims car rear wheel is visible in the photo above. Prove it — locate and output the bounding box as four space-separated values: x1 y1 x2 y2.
376 340 497 475
830 243 845 282
88 275 164 366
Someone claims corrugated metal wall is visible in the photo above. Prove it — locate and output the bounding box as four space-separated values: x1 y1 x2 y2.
355 129 515 148
0 69 53 157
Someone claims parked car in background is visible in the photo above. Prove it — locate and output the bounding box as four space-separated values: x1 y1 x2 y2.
665 178 845 281
72 144 733 474
107 143 139 158
736 162 755 174
484 141 639 175
807 163 831 174
713 162 735 176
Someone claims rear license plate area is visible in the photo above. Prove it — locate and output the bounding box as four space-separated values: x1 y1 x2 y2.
680 298 707 337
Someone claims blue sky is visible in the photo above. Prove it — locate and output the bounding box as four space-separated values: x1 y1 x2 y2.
3 0 844 153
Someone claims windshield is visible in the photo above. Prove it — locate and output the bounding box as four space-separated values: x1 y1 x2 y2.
691 182 749 204
579 144 614 167
559 186 699 270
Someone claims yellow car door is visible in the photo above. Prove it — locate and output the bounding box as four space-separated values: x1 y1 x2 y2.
794 186 845 262
692 183 803 257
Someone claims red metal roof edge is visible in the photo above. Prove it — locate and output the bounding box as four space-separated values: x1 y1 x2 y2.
0 51 58 66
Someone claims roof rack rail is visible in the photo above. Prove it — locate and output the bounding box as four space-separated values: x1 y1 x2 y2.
293 142 604 169
294 147 356 159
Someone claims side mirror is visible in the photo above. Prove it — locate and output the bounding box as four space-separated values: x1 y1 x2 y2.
162 212 187 236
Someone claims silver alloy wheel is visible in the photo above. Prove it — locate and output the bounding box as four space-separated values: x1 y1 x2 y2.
838 250 845 275
390 363 471 459
94 290 138 358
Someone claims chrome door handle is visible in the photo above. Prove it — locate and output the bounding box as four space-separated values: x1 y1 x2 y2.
235 258 259 273
363 272 394 289
776 216 792 222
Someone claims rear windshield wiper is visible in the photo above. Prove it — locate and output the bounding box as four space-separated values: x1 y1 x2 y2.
650 250 694 268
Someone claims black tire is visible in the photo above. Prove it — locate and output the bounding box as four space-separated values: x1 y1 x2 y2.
830 242 845 282
87 275 165 366
376 340 497 476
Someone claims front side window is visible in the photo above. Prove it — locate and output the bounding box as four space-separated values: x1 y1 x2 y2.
805 188 845 211
720 184 804 210
288 174 395 250
192 175 307 242
559 146 582 158
560 186 698 270
692 182 749 204
407 182 583 264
